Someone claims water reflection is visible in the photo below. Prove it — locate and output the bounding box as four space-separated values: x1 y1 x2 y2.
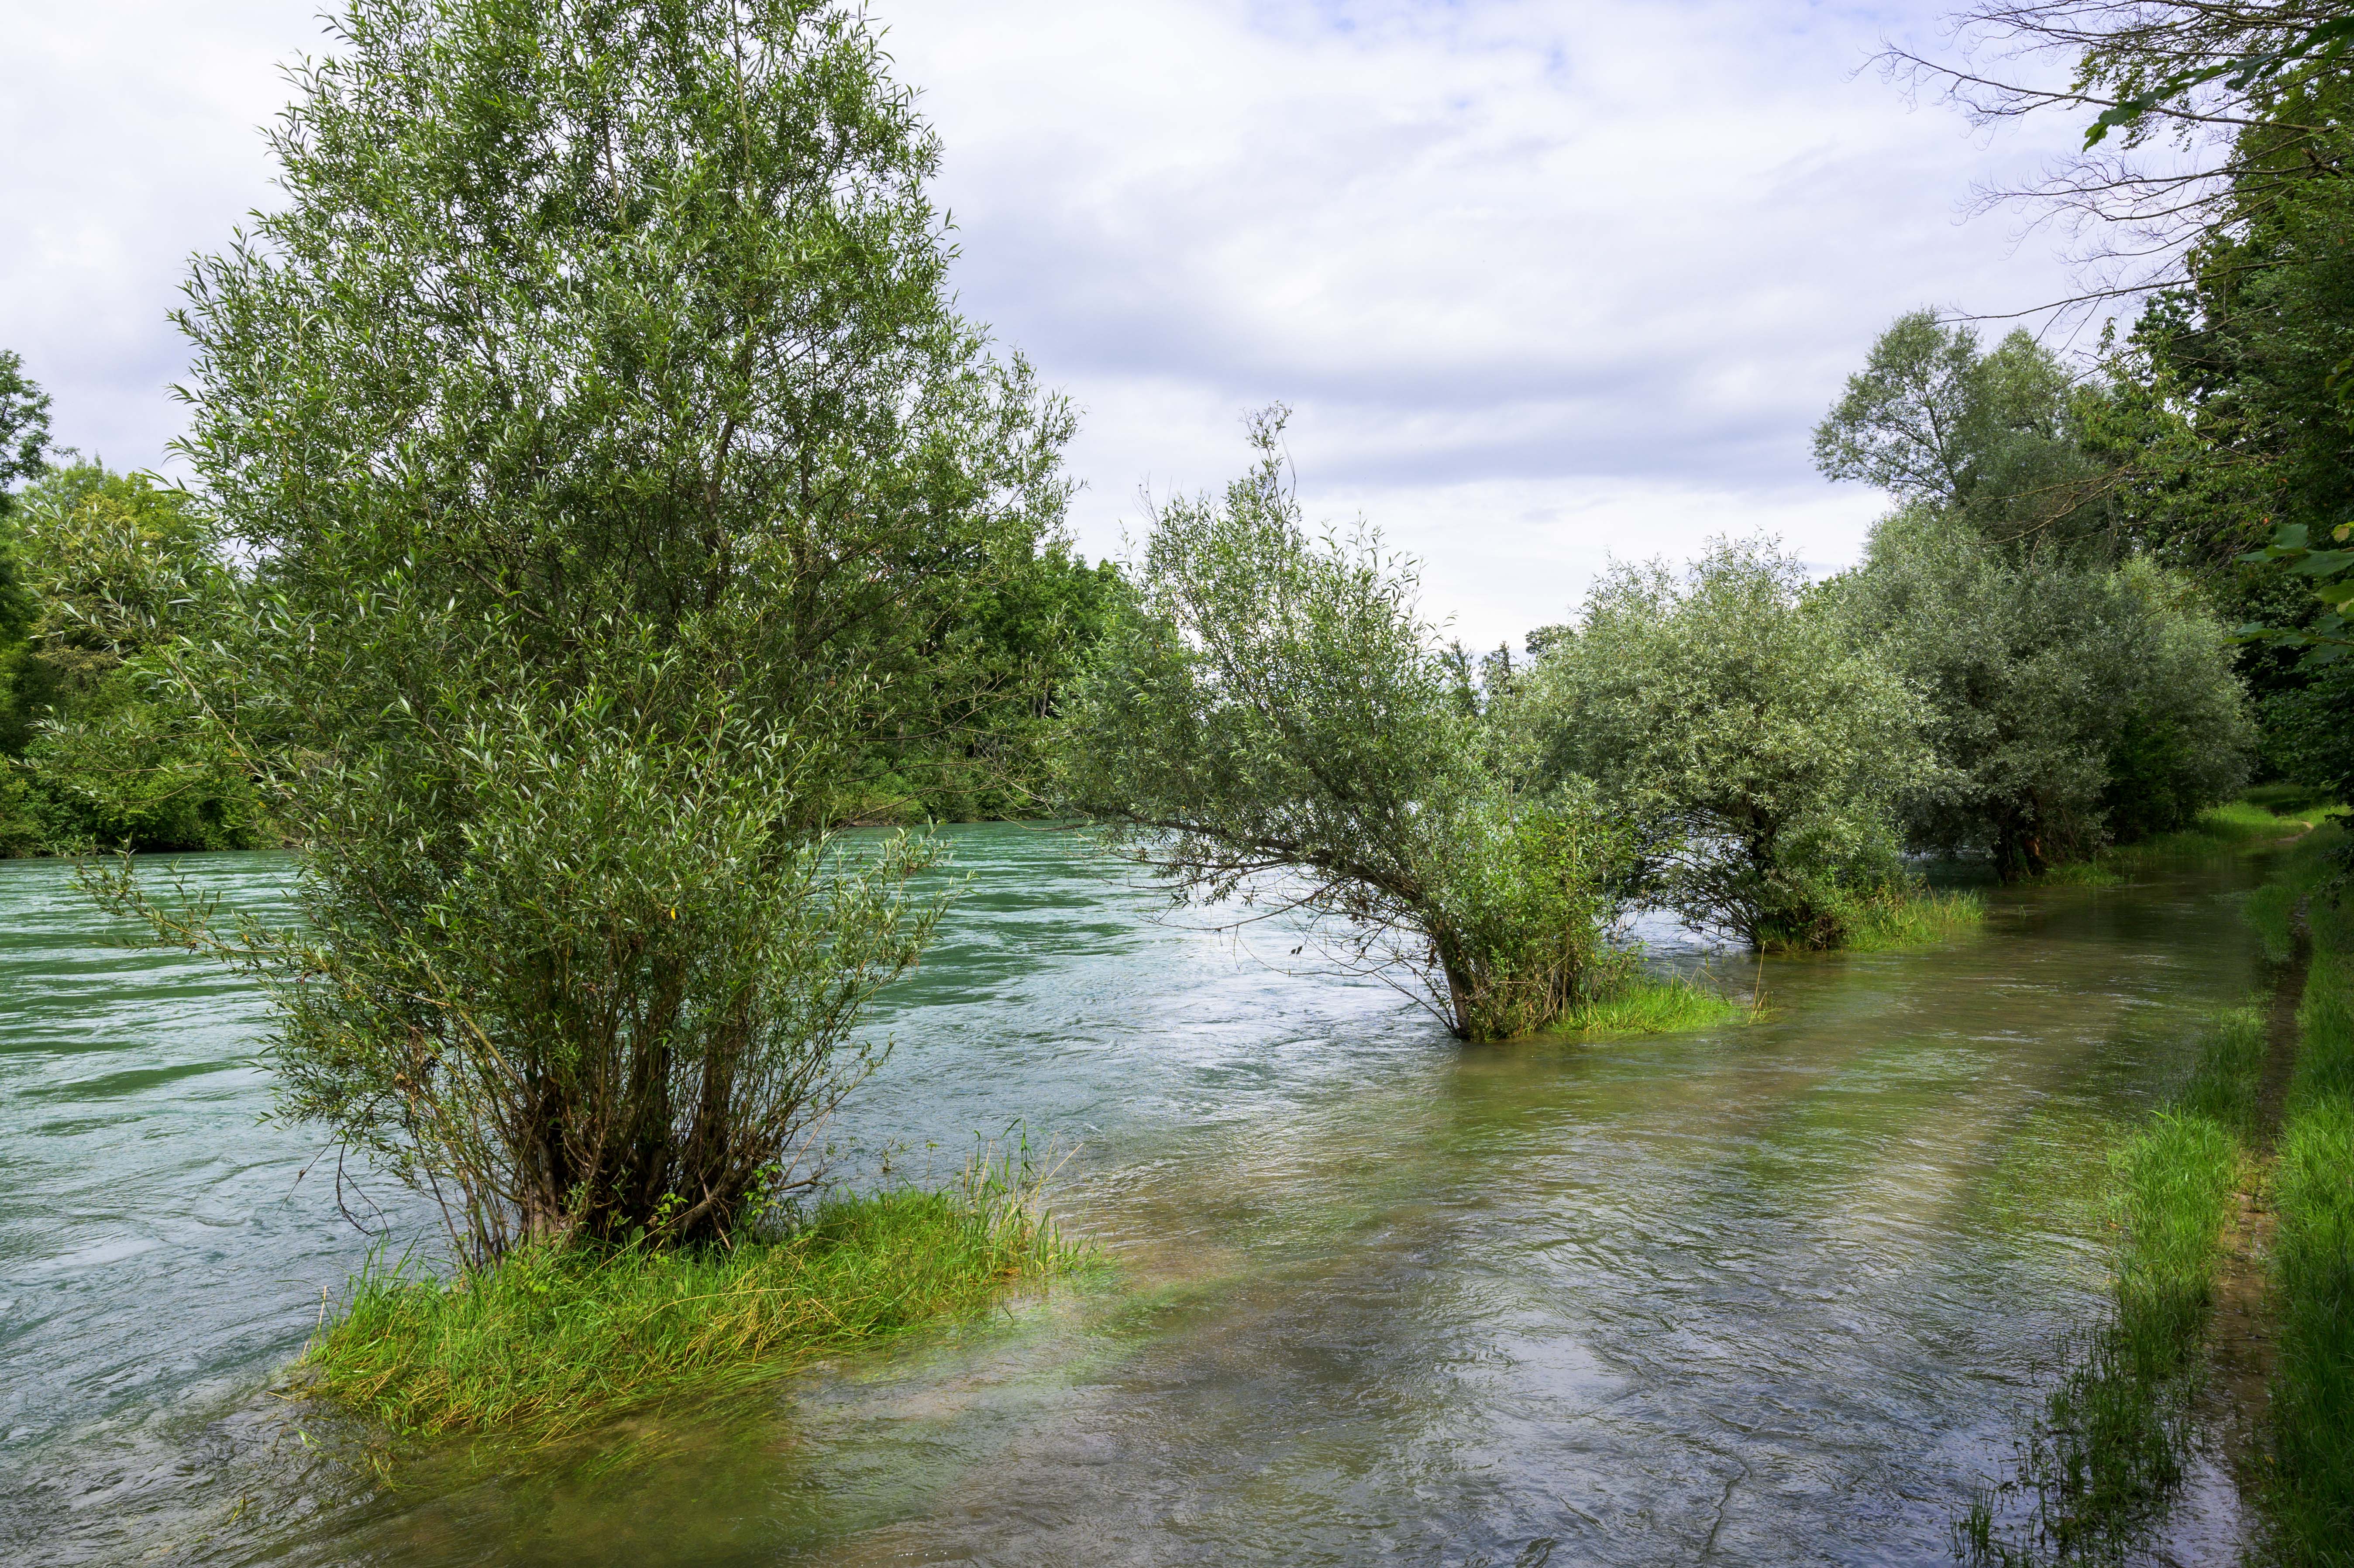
0 829 2268 1565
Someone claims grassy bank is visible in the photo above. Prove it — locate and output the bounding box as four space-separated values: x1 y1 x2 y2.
1962 1003 2267 1563
2267 827 2354 1565
2025 795 2335 891
303 1157 1081 1445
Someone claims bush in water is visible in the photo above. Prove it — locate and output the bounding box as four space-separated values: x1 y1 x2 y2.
1507 538 1932 949
94 0 1070 1257
1057 409 1635 1042
1833 511 2253 879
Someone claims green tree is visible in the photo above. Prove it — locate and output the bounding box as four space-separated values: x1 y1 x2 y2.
0 350 48 501
1058 411 1631 1042
0 349 54 761
0 464 265 853
1813 310 2117 554
1509 539 1929 948
1833 511 2253 877
1888 3 2354 809
852 544 1130 822
105 0 1069 1257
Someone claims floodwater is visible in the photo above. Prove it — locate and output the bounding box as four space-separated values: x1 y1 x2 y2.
0 826 2276 1565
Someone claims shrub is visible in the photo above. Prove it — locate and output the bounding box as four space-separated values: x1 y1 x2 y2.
1059 410 1633 1041
1511 538 1930 947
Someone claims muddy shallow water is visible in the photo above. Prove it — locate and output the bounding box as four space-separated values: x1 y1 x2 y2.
0 827 2273 1565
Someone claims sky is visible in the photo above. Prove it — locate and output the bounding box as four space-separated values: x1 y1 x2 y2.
0 0 2090 649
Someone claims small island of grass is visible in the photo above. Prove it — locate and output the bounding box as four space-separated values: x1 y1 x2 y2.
304 1162 1079 1445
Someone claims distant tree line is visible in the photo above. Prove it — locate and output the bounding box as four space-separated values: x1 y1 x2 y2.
0 392 1123 859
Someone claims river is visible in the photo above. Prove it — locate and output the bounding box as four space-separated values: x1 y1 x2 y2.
0 826 2274 1565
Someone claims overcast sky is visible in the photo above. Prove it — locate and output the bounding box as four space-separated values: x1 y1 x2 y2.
0 0 2088 648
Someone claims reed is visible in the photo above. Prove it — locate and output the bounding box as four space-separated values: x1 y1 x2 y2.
301 1147 1081 1445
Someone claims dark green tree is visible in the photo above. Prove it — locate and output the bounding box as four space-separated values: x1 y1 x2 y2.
0 464 265 853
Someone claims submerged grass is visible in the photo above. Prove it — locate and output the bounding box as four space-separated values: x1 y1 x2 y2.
1842 887 1987 951
2033 795 2335 891
1556 970 1757 1035
302 1150 1082 1446
1959 1004 2266 1565
2267 832 2354 1566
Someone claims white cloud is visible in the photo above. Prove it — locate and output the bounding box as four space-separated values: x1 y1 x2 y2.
0 0 2091 645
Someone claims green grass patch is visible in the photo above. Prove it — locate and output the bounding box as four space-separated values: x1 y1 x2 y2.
1842 887 1988 951
1555 970 1756 1035
1959 1008 2260 1565
2175 1004 2268 1138
2031 794 2337 890
2248 880 2304 966
2244 783 2340 818
2037 860 2128 888
2268 864 2354 1565
302 1156 1082 1446
2123 798 2330 860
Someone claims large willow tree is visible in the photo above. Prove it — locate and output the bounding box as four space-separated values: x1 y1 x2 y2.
112 0 1073 1259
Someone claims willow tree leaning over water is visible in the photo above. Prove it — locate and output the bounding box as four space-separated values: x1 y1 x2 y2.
1058 410 1634 1043
93 0 1073 1261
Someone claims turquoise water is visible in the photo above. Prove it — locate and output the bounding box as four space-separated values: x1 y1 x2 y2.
0 828 2269 1564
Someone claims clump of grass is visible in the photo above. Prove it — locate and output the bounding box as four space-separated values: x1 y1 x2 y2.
2107 1111 2245 1380
302 1148 1081 1444
2037 860 2127 888
2247 880 2303 966
1556 971 1755 1035
2267 865 2354 1564
2174 1004 2267 1137
1841 887 1987 951
1959 1008 2260 1565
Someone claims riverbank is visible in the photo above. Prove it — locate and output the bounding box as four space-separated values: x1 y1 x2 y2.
2266 828 2354 1565
1960 1002 2269 1563
2038 795 2337 888
1962 820 2351 1565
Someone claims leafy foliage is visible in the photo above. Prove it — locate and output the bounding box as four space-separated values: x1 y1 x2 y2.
1059 410 1632 1041
1510 539 1930 948
0 349 49 502
0 463 264 853
99 0 1071 1256
1813 310 2105 550
1833 511 2253 877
